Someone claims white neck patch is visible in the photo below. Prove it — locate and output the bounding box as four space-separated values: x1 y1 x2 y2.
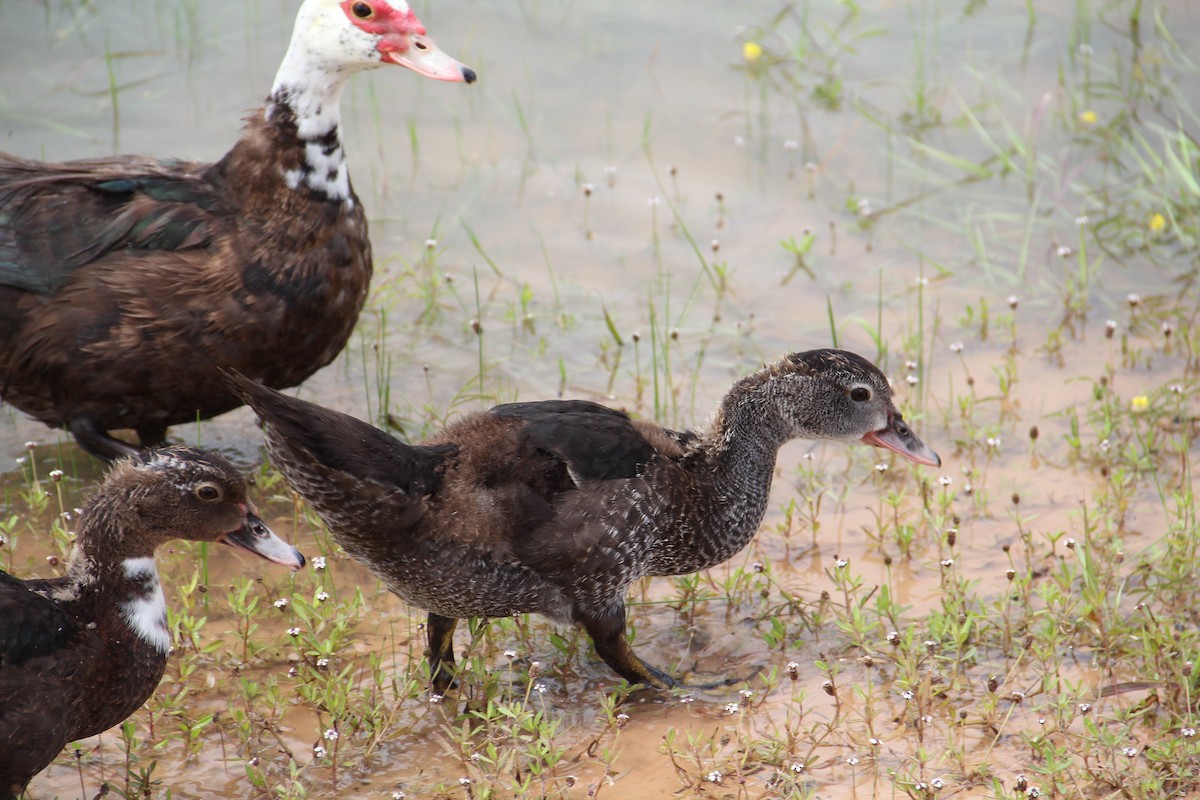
120 556 170 654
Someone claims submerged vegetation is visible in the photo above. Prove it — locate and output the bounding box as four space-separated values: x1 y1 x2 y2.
1 0 1198 797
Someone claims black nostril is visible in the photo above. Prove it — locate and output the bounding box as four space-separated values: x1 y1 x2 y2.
462 66 477 84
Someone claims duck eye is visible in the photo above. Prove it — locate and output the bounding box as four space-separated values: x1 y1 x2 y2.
850 387 871 402
195 483 222 501
351 1 373 19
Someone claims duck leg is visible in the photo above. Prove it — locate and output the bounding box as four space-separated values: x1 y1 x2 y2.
68 416 140 462
425 612 459 695
578 605 676 690
135 421 169 448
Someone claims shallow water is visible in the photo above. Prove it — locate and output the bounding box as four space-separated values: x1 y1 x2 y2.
2 0 1199 798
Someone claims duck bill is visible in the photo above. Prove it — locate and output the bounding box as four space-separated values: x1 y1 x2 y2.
220 514 306 570
380 33 476 83
862 424 941 468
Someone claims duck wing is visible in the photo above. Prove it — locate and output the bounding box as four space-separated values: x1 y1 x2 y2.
0 152 217 296
490 400 661 485
0 570 75 668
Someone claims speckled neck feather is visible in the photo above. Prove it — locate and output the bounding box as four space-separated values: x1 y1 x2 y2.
265 33 354 206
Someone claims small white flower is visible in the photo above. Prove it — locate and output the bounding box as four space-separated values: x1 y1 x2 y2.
1100 439 1111 452
459 778 472 786
679 696 695 704
901 690 915 701
1075 215 1089 226
914 276 928 286
1079 43 1093 54
312 556 326 570
846 756 859 766
1126 293 1141 306
313 745 326 758
875 463 888 472
392 793 407 799
429 693 444 704
905 375 919 385
647 195 661 207
469 752 482 762
287 666 298 677
835 558 848 568
504 649 517 660
1056 245 1072 258
789 762 804 773
316 591 330 602
49 469 64 481
783 139 799 150
1079 703 1092 713
534 683 547 694
939 476 953 486
316 657 329 668
273 598 289 609
949 341 964 353
1121 746 1137 757
706 770 722 783
725 702 741 714
1182 727 1196 737
424 238 437 250
869 738 881 746
739 689 754 700
733 135 746 147
324 728 338 741
287 627 301 636
905 360 919 370
986 436 1000 449
804 161 817 173
581 183 594 196
1007 295 1019 308
941 558 954 567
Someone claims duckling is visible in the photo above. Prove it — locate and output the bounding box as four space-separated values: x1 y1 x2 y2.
228 349 940 692
0 0 474 461
0 446 305 799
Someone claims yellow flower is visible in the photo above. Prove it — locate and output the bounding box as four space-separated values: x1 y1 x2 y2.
1149 213 1166 233
743 41 763 62
1079 110 1098 124
1130 395 1150 412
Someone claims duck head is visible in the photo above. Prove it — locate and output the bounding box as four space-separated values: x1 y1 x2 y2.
97 446 306 569
285 0 475 83
773 349 941 467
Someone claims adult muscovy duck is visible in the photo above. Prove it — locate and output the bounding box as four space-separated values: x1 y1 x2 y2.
0 446 305 799
229 349 941 691
0 0 475 461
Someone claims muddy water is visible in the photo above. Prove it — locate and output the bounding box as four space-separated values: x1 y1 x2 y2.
2 0 1199 798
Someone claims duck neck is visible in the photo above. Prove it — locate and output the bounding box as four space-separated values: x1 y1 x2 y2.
61 506 171 655
264 35 355 206
655 376 795 575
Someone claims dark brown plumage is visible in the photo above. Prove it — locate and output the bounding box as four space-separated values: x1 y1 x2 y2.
0 446 304 800
229 349 940 692
0 0 474 461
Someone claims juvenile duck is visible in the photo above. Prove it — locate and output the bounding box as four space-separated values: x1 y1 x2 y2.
0 446 305 799
0 0 474 461
229 349 940 691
